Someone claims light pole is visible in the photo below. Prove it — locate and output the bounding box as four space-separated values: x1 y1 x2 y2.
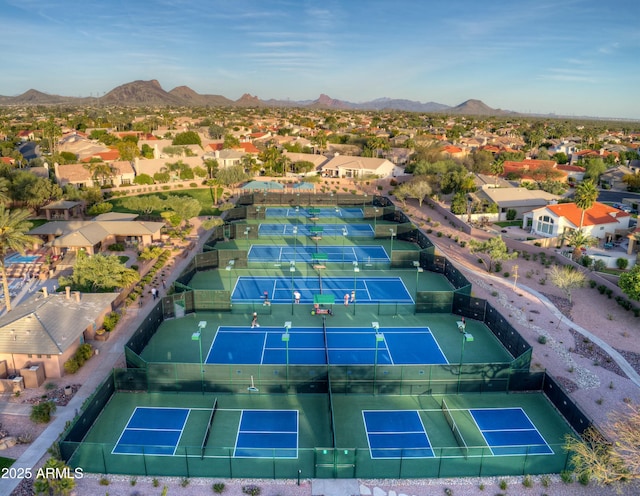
290 262 296 315
413 261 423 301
389 229 396 265
458 331 473 393
283 321 291 388
192 320 207 393
225 260 235 295
293 226 298 263
342 228 348 267
372 322 383 394
244 227 250 244
373 207 379 233
353 262 359 315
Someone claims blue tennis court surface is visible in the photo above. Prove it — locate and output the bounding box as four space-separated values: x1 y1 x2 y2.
234 410 298 458
232 276 413 304
471 408 553 456
265 207 363 218
113 407 190 455
258 224 374 237
206 326 447 365
363 410 433 459
248 245 389 263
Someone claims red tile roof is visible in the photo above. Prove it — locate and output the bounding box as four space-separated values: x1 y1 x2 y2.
238 142 260 154
546 202 630 228
556 164 586 172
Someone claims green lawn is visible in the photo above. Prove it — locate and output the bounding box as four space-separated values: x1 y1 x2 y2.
0 456 15 470
494 220 522 227
110 188 222 217
28 218 49 228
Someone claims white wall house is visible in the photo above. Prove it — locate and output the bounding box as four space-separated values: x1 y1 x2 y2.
524 202 631 241
320 155 395 179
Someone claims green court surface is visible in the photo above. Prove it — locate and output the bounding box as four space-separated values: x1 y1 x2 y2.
139 311 512 367
66 391 573 479
62 200 584 481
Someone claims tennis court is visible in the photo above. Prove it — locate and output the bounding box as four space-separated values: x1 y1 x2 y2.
363 410 433 458
231 276 413 304
258 223 374 237
265 207 364 218
234 410 298 458
113 407 192 455
247 245 389 263
470 407 553 456
206 326 448 365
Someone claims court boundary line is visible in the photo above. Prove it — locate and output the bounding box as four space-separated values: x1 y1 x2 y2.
233 409 299 459
362 410 434 460
111 406 191 457
210 326 446 366
233 276 414 304
469 407 555 456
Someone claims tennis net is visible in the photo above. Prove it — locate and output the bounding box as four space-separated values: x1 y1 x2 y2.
201 397 218 459
441 399 469 458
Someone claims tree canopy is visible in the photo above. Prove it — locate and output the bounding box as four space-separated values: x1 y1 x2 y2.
468 236 517 272
172 131 202 146
619 264 640 301
61 252 140 292
548 265 586 303
0 206 37 311
565 403 640 487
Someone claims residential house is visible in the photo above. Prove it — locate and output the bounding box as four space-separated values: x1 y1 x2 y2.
556 164 586 183
28 217 165 256
205 149 245 169
54 161 135 188
58 133 114 161
600 164 638 189
132 156 203 179
0 288 117 378
283 151 329 175
476 187 561 221
320 154 395 179
502 159 563 182
524 201 631 242
40 200 84 221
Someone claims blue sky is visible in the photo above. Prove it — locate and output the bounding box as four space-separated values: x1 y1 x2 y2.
1 0 638 119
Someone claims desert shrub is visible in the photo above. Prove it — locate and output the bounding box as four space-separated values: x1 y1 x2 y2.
242 485 261 496
76 343 93 362
107 242 125 251
30 401 57 423
616 257 629 270
102 311 120 332
63 358 80 374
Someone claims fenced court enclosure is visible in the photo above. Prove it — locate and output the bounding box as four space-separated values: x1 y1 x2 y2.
59 193 591 480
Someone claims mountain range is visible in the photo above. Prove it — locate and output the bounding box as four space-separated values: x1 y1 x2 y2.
0 79 514 115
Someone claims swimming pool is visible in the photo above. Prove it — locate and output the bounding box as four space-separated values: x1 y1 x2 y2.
4 253 39 264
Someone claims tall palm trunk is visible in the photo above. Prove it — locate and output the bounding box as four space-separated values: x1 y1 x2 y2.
1 263 12 313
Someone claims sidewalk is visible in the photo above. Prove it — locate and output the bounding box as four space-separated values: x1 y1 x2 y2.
0 219 211 496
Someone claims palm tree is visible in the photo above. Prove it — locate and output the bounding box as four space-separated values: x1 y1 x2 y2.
0 206 38 312
490 157 505 187
0 177 11 206
574 180 598 229
565 229 597 261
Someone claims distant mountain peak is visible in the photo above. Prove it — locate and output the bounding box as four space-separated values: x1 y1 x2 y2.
0 80 524 116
